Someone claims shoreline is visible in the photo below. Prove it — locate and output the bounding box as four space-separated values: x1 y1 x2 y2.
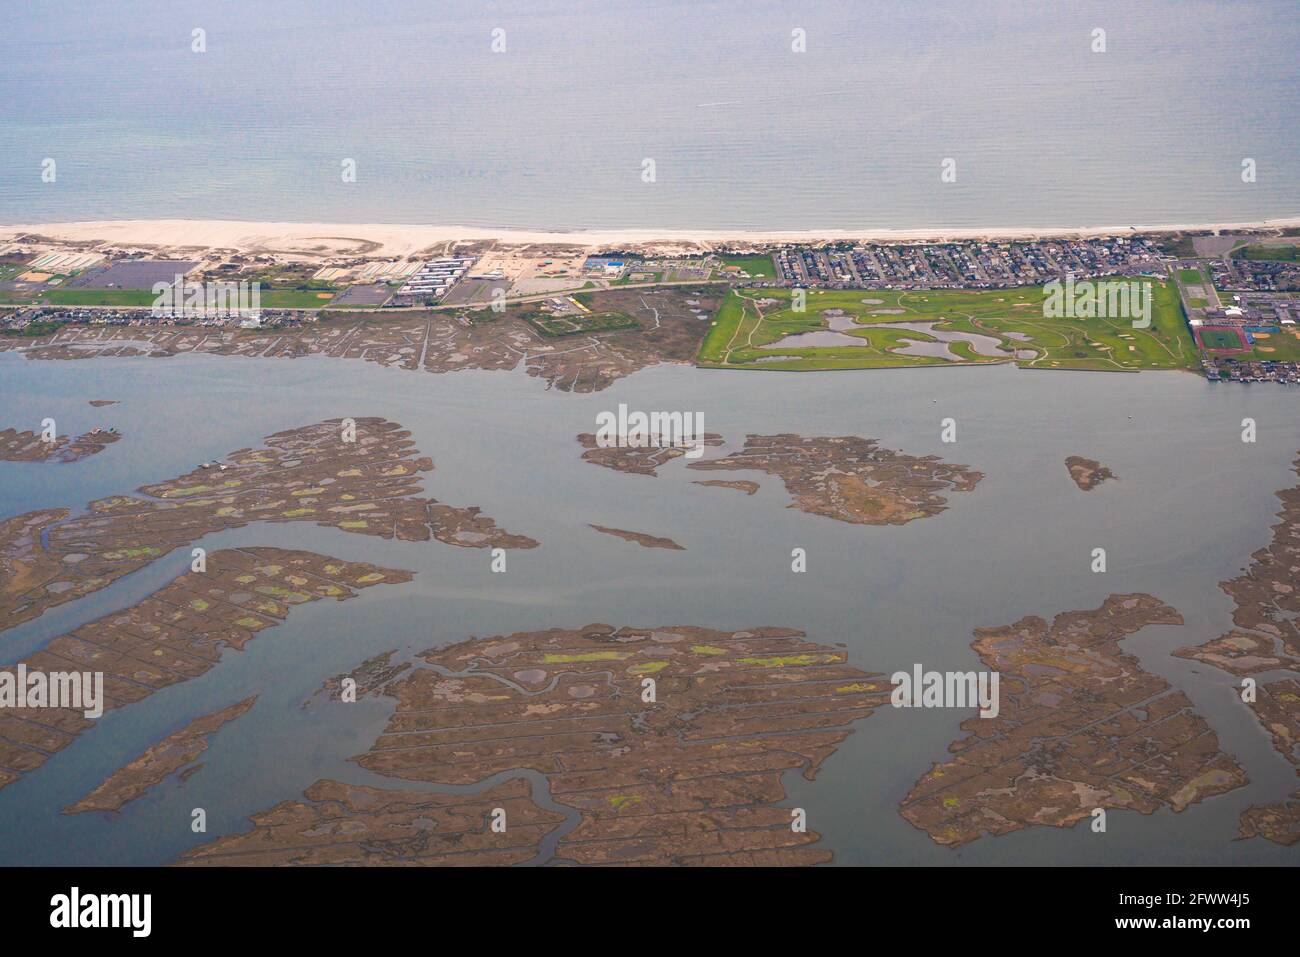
2 217 1299 258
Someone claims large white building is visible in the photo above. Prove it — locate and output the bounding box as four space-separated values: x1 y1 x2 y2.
398 257 476 298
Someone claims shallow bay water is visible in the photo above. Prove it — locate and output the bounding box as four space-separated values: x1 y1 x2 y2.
0 350 1297 865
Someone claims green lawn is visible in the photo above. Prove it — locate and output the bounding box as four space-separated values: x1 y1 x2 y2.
1198 328 1243 350
716 255 777 279
260 290 338 308
1232 243 1300 263
0 287 337 309
699 280 1195 372
9 288 159 307
1241 328 1300 361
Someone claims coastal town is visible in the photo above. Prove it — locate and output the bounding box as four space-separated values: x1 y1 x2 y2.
770 235 1169 288
3 225 1296 383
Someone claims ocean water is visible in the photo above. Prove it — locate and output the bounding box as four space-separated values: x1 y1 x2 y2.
1 0 1297 230
0 350 1297 865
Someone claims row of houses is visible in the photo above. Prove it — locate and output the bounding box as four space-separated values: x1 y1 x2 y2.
772 237 1165 289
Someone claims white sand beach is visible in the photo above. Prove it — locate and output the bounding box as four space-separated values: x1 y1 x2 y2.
3 218 1299 259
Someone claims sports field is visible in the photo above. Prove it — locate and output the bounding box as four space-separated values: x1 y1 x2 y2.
1239 328 1300 361
1196 327 1246 351
698 279 1195 372
716 255 777 279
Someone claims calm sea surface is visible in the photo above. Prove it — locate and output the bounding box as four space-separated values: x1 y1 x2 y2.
0 351 1297 865
2 0 1298 230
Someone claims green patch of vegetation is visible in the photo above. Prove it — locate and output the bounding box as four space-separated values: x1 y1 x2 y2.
103 546 161 560
1237 329 1300 362
1155 236 1197 258
1232 243 1300 262
0 282 335 310
628 661 669 674
698 279 1195 372
240 264 338 290
161 484 219 497
1198 328 1243 350
1 288 158 307
737 653 840 667
1176 268 1205 285
542 651 630 663
0 320 62 337
716 254 777 278
259 289 338 308
253 584 311 602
